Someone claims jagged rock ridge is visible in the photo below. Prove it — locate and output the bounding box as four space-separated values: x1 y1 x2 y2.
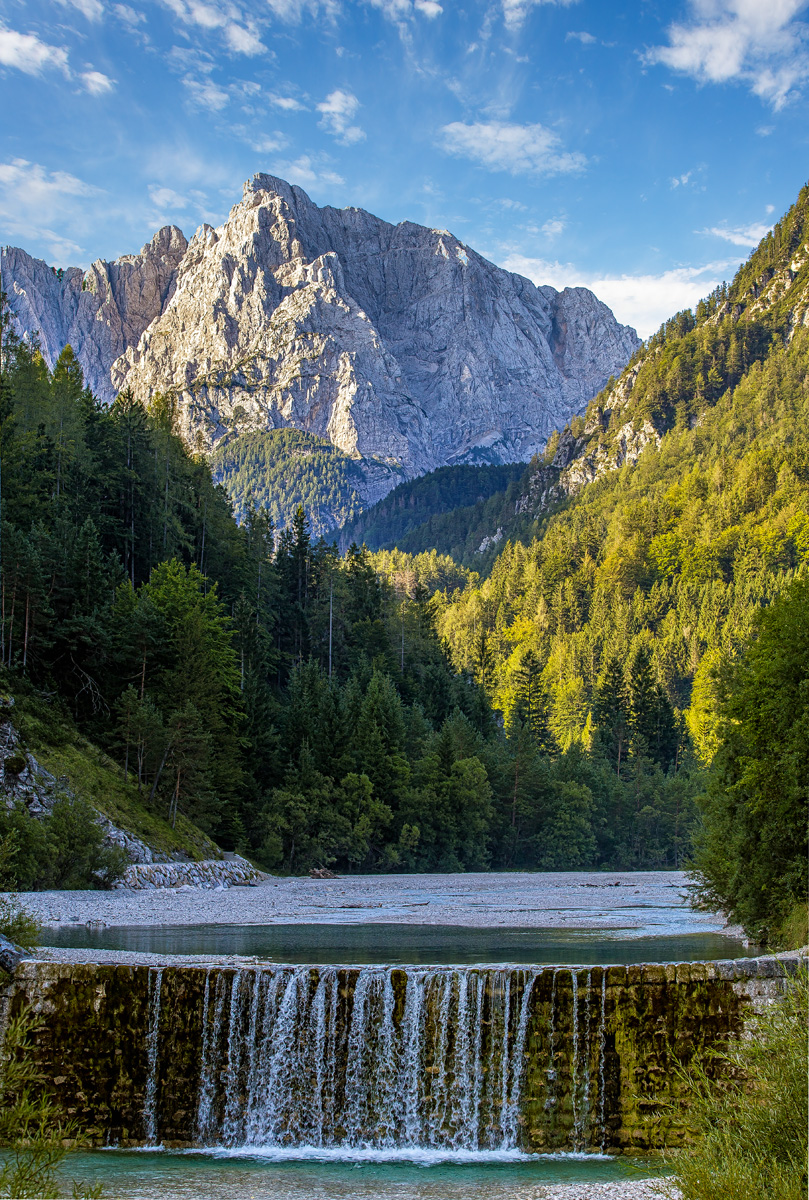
2 174 640 504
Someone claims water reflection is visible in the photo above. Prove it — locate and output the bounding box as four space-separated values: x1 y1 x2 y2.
47 921 749 965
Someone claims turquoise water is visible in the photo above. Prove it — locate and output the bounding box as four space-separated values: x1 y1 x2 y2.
45 921 748 964
61 1148 663 1199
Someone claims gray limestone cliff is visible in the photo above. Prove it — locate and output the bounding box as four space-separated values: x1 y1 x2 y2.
2 174 640 503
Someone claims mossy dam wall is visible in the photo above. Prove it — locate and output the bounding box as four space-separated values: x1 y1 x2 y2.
4 955 802 1155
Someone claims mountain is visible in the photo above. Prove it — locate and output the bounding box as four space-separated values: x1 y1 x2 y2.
435 182 809 742
514 182 809 524
2 173 639 516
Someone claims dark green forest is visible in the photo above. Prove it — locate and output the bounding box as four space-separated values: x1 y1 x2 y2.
336 463 526 562
211 428 370 536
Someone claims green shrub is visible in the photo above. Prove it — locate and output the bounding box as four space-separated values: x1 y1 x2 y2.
0 799 126 891
662 967 808 1200
0 898 40 951
0 1006 102 1198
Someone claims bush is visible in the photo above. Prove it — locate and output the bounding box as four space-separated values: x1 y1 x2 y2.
0 798 126 891
0 1005 102 1198
661 967 808 1200
0 898 40 951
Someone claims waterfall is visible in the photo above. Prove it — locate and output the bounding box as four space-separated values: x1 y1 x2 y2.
190 965 539 1152
143 967 163 1146
138 964 615 1154
598 970 608 1153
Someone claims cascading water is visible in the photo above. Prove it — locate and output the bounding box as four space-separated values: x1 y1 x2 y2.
188 966 539 1152
144 964 614 1155
143 968 163 1146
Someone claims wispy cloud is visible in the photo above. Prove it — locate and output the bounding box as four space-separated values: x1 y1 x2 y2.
644 0 809 109
501 0 578 34
367 0 443 20
317 89 365 144
81 68 116 93
439 121 585 177
0 158 103 261
56 0 105 21
114 4 146 25
541 217 565 236
566 29 595 43
702 221 772 247
161 0 267 55
269 94 307 111
500 252 738 338
0 26 69 75
269 154 344 189
182 74 230 109
148 185 189 209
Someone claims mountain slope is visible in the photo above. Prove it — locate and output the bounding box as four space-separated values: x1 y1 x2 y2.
334 462 526 555
517 182 809 519
436 183 809 752
2 173 639 517
211 429 369 536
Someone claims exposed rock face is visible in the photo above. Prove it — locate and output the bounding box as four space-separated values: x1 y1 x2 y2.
2 174 640 500
2 227 188 403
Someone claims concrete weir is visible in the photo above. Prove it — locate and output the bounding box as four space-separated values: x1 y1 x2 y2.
4 954 802 1155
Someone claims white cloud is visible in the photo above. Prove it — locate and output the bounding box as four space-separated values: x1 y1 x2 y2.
317 88 365 144
645 0 809 109
270 154 344 189
115 4 146 24
249 132 289 153
670 171 693 187
541 218 565 237
161 0 268 54
702 221 772 247
81 68 116 93
414 0 443 16
56 0 105 20
439 121 586 177
501 0 578 33
500 252 737 338
149 185 189 209
0 158 102 261
566 29 595 43
0 26 69 75
225 23 265 54
269 94 307 110
265 0 339 22
183 75 230 109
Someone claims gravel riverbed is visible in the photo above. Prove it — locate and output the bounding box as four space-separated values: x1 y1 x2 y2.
12 870 733 935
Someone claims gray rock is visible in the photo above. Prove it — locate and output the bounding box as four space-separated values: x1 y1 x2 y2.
2 174 640 507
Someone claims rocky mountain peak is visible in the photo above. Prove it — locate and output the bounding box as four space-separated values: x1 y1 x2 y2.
2 174 640 505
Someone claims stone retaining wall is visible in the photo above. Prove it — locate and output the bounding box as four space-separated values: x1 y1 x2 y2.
112 855 266 890
3 953 803 1153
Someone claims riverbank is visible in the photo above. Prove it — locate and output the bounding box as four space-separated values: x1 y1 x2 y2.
9 870 740 936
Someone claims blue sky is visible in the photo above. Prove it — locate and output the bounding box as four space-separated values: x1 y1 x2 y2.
0 0 807 336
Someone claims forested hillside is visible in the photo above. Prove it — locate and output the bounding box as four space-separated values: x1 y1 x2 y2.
0 291 700 878
211 429 369 536
436 184 808 737
335 463 525 561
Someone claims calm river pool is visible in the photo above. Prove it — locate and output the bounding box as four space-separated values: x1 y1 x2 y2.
46 921 748 964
